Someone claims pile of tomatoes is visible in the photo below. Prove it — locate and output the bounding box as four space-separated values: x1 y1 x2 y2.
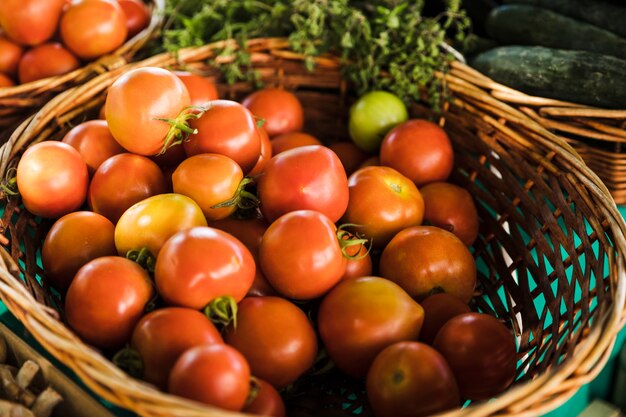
14 66 518 417
0 0 150 87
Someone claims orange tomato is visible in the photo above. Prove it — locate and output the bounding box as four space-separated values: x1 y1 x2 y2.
118 0 150 38
173 71 219 106
0 0 65 46
62 120 126 176
18 43 80 84
270 132 321 155
0 36 23 75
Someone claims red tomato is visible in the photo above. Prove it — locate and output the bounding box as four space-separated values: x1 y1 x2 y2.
98 104 106 120
117 0 150 37
16 141 88 218
65 256 153 349
433 313 517 400
169 344 250 411
259 210 346 300
242 88 303 137
115 193 207 257
0 0 65 46
18 43 80 84
42 212 116 290
155 227 255 309
318 276 424 378
172 154 243 221
60 0 127 60
106 67 191 155
149 143 186 168
89 153 166 223
420 182 479 246
328 141 370 176
224 297 317 388
185 100 261 174
258 145 349 223
419 293 470 345
380 119 454 186
379 226 476 302
341 240 372 281
0 73 14 87
62 120 126 176
243 379 286 417
131 307 223 389
367 342 460 417
360 156 380 169
173 71 218 106
270 132 321 155
343 166 424 248
248 126 272 177
0 36 23 75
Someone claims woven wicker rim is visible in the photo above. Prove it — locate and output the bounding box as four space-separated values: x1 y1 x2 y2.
0 38 624 417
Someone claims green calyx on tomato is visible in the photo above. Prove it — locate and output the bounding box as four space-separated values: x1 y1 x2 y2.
126 247 156 274
336 224 371 260
112 346 143 379
155 105 208 155
0 168 18 197
211 177 260 212
203 295 238 328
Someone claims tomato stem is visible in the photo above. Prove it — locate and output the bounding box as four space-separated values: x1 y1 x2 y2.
155 104 209 155
0 169 19 198
211 177 259 210
126 247 156 274
112 346 143 379
336 223 372 260
244 377 262 407
203 296 238 328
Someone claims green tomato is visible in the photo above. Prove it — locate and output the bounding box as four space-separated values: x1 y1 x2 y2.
349 91 408 153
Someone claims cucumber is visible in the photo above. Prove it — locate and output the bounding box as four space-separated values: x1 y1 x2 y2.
503 0 626 38
486 5 626 61
470 46 626 108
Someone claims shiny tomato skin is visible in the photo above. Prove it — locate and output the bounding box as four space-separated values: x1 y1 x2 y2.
243 379 286 417
0 36 23 75
89 153 166 223
155 227 255 309
18 43 80 84
131 307 223 389
173 71 218 106
433 313 517 400
224 296 317 388
60 0 127 60
259 210 346 300
0 0 65 46
367 341 460 417
341 242 372 281
0 73 14 87
117 0 150 37
16 141 88 218
328 141 370 176
419 293 470 345
65 256 153 349
185 100 261 174
62 120 126 176
380 226 476 302
115 193 207 257
248 126 272 177
318 276 425 378
169 344 250 411
258 145 349 223
380 119 454 186
343 166 424 248
270 132 321 155
172 153 242 221
242 88 303 137
106 67 191 156
42 212 116 290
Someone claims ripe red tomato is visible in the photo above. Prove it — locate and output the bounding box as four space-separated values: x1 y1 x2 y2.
185 100 261 174
328 141 370 176
341 240 372 281
155 227 255 309
16 141 88 218
65 256 153 349
0 73 14 88
420 182 479 246
117 0 150 37
259 210 346 300
60 0 127 60
433 313 517 400
242 88 303 137
248 126 272 177
243 379 286 417
172 154 243 221
115 193 207 257
131 307 223 389
89 153 167 223
0 36 23 75
62 120 125 176
258 145 349 223
367 342 460 417
343 166 424 248
18 43 80 84
0 0 65 46
169 344 250 411
318 277 424 377
419 293 470 345
173 71 218 106
270 132 321 155
380 119 454 186
106 67 191 155
224 297 317 388
42 212 116 290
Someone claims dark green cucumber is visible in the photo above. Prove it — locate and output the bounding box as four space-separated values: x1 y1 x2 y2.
470 46 626 108
486 5 626 61
503 0 626 38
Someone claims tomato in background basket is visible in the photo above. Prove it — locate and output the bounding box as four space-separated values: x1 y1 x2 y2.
0 0 65 46
62 120 126 176
242 88 304 137
0 36 23 76
173 71 219 106
18 42 80 84
118 0 150 38
242 379 286 417
270 131 321 155
328 141 370 176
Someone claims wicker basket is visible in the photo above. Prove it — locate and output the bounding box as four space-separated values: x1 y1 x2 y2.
0 38 625 417
0 0 165 142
